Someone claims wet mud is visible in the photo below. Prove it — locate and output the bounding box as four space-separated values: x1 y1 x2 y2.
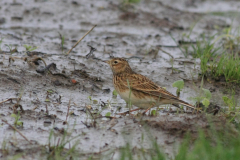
0 0 240 159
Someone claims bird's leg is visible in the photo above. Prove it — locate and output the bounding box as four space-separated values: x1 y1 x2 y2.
142 107 151 115
130 108 141 112
142 103 155 115
117 108 140 115
117 102 140 115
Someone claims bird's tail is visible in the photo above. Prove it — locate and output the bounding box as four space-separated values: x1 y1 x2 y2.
177 100 200 112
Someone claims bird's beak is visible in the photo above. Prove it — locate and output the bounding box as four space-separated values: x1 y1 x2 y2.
104 60 111 64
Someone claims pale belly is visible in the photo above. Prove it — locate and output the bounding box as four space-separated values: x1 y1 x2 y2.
117 89 157 109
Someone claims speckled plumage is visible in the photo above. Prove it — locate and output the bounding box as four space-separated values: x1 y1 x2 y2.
106 58 197 112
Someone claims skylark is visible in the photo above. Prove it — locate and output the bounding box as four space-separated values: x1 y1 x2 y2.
105 58 198 115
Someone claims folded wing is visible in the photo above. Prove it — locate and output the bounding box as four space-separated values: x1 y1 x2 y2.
119 73 179 101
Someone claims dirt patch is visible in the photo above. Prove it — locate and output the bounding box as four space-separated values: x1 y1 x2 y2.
146 114 231 137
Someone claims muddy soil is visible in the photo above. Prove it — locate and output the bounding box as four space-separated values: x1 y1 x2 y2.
0 0 240 159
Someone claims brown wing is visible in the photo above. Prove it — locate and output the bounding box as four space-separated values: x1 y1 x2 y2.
118 73 180 101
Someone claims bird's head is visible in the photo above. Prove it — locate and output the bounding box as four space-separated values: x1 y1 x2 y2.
105 58 133 75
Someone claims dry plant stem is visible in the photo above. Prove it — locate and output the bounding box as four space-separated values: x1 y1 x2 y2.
80 148 110 156
45 105 49 115
13 104 24 113
2 52 5 63
95 116 117 119
179 76 193 81
86 108 95 120
86 45 96 59
66 99 71 121
66 25 97 55
32 106 39 110
56 138 61 147
0 98 15 104
32 57 47 66
2 119 32 144
86 108 96 127
81 121 90 128
158 47 174 59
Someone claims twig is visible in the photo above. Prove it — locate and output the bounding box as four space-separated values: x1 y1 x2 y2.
86 108 96 127
32 106 39 110
158 47 174 59
66 25 97 55
45 104 49 115
86 108 94 119
94 116 117 119
0 98 15 104
85 45 96 59
179 76 198 82
79 148 110 156
56 137 61 148
174 59 195 64
13 104 24 113
81 121 90 128
156 44 179 48
31 57 47 66
1 119 32 144
66 99 71 121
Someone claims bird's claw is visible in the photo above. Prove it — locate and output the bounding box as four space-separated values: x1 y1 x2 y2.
117 111 129 116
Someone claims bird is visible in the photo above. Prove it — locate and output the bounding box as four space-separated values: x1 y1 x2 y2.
105 58 198 115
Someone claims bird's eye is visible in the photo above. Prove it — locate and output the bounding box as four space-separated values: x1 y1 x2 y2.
114 61 118 64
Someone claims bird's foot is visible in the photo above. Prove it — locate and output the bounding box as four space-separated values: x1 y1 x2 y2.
117 108 141 116
117 111 130 116
141 107 152 116
142 111 147 116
